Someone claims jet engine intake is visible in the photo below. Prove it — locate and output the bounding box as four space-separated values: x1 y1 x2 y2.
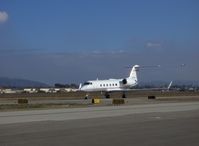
122 78 127 84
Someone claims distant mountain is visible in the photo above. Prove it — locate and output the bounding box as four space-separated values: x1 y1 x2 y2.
0 77 49 88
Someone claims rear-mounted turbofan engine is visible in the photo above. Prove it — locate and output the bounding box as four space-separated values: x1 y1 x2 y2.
122 78 127 84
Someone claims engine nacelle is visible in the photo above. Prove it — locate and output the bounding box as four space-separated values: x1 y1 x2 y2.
122 78 127 84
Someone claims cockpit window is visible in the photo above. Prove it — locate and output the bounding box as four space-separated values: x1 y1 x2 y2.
83 82 92 85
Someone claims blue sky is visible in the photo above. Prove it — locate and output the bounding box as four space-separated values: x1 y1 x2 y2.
0 0 199 84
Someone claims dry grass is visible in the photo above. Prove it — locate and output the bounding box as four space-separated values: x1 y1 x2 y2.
0 91 199 111
0 91 199 99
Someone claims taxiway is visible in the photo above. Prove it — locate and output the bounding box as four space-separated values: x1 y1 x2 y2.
0 101 199 146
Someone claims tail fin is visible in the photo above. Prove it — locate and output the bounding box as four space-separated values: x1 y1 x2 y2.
129 65 140 80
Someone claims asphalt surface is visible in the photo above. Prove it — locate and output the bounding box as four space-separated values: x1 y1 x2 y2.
0 102 199 146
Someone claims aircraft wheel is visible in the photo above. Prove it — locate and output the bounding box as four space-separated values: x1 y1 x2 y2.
85 94 89 99
122 93 126 98
105 93 110 98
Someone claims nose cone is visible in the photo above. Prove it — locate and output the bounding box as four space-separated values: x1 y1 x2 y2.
79 86 84 91
79 83 89 91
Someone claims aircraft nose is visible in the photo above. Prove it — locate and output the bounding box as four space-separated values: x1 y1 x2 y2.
79 86 85 91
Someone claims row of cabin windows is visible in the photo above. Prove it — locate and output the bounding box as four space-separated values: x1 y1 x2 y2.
100 83 118 87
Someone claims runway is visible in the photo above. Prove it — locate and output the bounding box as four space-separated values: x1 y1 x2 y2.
0 102 199 146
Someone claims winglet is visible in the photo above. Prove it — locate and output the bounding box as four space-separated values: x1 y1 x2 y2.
167 81 173 90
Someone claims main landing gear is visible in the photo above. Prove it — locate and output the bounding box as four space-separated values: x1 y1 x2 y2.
122 92 126 98
104 92 127 98
84 92 127 99
105 92 110 98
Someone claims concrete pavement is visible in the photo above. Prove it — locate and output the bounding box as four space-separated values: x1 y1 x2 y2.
0 101 199 146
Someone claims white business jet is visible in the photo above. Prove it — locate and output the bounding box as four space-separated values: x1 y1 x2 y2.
79 65 140 98
79 64 174 98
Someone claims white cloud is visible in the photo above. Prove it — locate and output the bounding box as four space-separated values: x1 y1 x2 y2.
91 50 126 54
0 11 8 23
92 50 102 54
146 42 161 48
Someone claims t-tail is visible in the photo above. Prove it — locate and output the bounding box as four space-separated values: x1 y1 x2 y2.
129 65 140 83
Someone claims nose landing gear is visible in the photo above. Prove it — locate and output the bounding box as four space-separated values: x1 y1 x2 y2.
85 94 89 99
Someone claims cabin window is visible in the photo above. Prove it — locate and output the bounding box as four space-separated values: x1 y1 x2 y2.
112 84 114 86
103 84 105 87
100 84 102 87
110 84 111 86
106 84 108 86
115 83 117 86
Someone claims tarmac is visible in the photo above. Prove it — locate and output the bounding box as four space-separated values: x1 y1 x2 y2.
0 101 199 146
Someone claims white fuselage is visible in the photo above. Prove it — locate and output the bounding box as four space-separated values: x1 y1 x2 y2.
80 77 137 92
80 65 139 92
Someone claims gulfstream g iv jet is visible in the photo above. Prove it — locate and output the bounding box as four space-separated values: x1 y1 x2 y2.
79 64 173 98
79 65 140 98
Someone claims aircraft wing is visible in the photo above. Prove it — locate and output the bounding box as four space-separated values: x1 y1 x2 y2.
106 81 173 92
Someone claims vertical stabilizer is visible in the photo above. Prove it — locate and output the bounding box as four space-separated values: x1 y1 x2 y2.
129 65 140 81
